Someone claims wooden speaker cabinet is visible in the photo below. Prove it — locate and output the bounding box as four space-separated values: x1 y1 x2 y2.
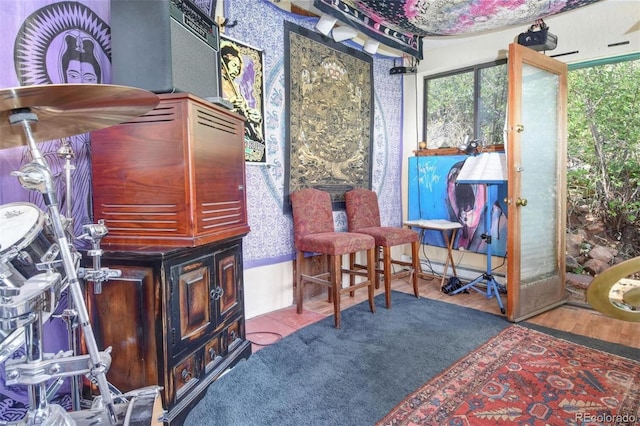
91 93 249 247
84 238 251 425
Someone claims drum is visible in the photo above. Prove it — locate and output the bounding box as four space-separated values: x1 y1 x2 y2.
0 272 63 364
0 202 61 280
68 386 165 425
0 257 27 289
121 388 165 426
0 272 63 332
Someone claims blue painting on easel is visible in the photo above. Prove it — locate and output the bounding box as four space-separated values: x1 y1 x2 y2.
408 155 507 257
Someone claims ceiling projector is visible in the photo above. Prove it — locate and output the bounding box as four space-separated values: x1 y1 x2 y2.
390 66 417 75
517 27 557 51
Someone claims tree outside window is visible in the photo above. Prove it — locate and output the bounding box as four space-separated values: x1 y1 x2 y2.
424 61 507 149
422 54 639 267
567 57 640 258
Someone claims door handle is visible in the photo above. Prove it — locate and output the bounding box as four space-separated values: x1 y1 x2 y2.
516 198 528 206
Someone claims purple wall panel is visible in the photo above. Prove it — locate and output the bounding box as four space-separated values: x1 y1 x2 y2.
0 1 109 419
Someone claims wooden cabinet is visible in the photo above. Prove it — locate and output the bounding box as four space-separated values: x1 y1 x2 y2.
85 238 251 425
87 93 251 424
91 93 250 247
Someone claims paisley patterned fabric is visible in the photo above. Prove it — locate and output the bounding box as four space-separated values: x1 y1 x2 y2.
345 189 418 247
345 188 382 230
313 0 602 58
290 188 374 255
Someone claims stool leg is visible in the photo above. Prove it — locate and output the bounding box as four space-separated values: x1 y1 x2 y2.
367 248 376 314
382 246 392 309
348 252 356 297
372 248 380 289
295 250 304 314
411 240 420 298
331 255 342 328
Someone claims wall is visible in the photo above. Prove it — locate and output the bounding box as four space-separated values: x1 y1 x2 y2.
0 0 404 319
400 0 640 277
1 1 636 322
222 1 404 317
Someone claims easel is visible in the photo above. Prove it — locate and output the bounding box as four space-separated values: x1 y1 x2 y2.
450 153 506 314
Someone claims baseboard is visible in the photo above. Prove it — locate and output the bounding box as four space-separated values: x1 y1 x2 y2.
401 255 506 285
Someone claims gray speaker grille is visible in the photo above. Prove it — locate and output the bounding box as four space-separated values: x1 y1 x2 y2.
170 18 220 99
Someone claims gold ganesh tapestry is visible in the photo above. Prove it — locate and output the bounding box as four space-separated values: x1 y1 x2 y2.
284 21 373 209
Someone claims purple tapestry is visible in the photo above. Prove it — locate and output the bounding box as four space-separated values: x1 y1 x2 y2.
0 1 110 420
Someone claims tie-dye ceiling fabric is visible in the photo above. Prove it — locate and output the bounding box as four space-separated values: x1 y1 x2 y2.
313 0 602 58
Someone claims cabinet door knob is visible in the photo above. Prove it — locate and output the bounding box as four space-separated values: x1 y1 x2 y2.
210 287 224 300
208 347 217 360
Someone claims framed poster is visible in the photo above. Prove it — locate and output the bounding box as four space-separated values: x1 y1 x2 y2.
220 35 266 163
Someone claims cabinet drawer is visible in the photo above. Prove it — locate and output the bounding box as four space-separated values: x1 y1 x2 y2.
225 318 244 352
173 351 200 401
204 336 223 374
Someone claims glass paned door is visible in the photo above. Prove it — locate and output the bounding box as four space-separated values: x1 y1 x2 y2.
506 43 568 322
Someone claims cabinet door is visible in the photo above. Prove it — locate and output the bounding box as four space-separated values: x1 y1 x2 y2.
170 254 214 355
192 102 249 240
213 241 243 327
85 265 159 393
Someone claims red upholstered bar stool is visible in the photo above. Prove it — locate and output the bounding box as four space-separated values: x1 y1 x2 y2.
290 188 376 328
345 188 420 309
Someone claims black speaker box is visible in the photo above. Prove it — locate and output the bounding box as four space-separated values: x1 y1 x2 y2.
110 0 221 99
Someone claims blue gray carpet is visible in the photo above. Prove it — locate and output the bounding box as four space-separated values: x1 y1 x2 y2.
184 291 637 425
184 291 509 425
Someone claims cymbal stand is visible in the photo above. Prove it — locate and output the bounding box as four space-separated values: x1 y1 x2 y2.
8 108 119 425
56 139 75 231
54 139 81 412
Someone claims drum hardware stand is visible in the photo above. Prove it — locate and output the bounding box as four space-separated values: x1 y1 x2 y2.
56 307 81 412
56 139 75 232
74 221 124 409
56 138 80 412
77 221 121 294
56 138 121 411
9 108 119 425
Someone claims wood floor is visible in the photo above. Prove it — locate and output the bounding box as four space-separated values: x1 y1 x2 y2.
247 274 640 352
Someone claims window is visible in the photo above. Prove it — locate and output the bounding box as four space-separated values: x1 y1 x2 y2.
423 60 507 148
566 55 640 256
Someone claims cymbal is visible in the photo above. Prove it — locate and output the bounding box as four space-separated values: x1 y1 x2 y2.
586 256 640 322
0 84 159 149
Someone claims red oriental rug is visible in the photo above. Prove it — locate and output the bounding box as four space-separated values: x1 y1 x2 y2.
378 325 640 425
